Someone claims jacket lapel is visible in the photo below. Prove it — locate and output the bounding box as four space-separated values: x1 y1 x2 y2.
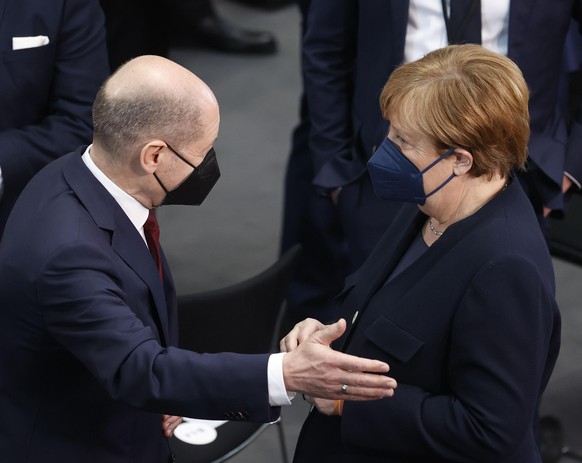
337 178 525 351
110 225 171 346
62 149 171 345
337 204 425 349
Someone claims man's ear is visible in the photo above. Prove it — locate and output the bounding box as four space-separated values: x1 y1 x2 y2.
140 140 167 174
451 148 473 176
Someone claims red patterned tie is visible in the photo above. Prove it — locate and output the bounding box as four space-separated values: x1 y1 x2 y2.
144 210 163 280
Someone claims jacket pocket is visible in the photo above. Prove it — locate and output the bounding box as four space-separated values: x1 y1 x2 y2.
364 316 423 363
3 42 54 63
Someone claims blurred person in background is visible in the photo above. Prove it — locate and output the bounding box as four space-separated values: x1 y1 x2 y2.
0 0 109 239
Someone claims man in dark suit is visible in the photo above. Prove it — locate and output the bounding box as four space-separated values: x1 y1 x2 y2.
0 55 396 463
283 0 582 316
0 0 110 239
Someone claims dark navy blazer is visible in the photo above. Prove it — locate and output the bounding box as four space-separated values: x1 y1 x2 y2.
0 0 109 237
304 0 582 210
293 179 561 462
0 149 278 463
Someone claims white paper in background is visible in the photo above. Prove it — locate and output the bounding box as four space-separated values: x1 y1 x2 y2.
174 418 227 445
182 417 227 428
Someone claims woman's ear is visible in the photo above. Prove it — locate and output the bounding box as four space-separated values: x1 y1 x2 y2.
451 148 473 176
140 140 167 174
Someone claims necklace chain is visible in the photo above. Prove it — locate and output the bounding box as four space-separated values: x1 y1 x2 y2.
427 181 509 238
428 219 444 236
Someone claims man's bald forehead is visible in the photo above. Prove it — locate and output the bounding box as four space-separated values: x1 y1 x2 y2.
105 55 215 105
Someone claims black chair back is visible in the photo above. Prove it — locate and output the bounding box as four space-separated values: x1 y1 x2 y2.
177 244 302 354
171 245 301 463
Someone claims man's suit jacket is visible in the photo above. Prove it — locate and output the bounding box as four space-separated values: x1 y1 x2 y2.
0 0 109 237
293 179 561 462
0 149 279 463
304 0 582 211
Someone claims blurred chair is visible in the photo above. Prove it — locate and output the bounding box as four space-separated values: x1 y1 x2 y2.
549 193 582 266
540 415 582 463
170 244 302 463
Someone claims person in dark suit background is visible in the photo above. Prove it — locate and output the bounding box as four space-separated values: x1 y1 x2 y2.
280 0 349 329
0 0 109 239
0 55 397 463
281 0 582 325
281 44 561 463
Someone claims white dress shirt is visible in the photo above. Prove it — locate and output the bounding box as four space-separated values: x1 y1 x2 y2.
405 0 510 63
404 1 582 187
81 146 292 406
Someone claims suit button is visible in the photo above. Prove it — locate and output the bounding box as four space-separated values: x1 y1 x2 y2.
372 145 377 153
352 310 359 324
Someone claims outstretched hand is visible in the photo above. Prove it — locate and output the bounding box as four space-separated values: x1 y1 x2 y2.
282 319 397 401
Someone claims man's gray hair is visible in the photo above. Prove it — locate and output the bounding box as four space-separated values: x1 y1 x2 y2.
92 82 202 161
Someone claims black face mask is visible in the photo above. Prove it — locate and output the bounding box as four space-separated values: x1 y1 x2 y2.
154 144 221 206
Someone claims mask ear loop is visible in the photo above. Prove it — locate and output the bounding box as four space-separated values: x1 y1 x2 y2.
422 146 457 199
425 172 456 199
153 143 200 206
165 142 198 169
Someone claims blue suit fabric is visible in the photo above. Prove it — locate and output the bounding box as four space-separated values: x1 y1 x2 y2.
0 0 109 238
293 179 561 462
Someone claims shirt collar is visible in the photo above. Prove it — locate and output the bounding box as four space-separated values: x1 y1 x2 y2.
81 145 150 239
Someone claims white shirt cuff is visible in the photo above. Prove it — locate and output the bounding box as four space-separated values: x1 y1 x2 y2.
267 352 295 406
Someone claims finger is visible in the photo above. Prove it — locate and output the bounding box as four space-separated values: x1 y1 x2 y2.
321 373 397 400
328 350 390 374
279 337 288 352
282 334 298 353
164 423 180 437
310 318 347 346
332 375 396 397
304 369 397 401
312 383 395 401
335 385 396 401
339 372 397 391
163 417 183 438
167 416 183 426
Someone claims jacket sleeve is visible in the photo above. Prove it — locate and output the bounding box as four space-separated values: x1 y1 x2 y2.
340 256 560 462
36 239 280 423
302 0 363 191
0 0 109 202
